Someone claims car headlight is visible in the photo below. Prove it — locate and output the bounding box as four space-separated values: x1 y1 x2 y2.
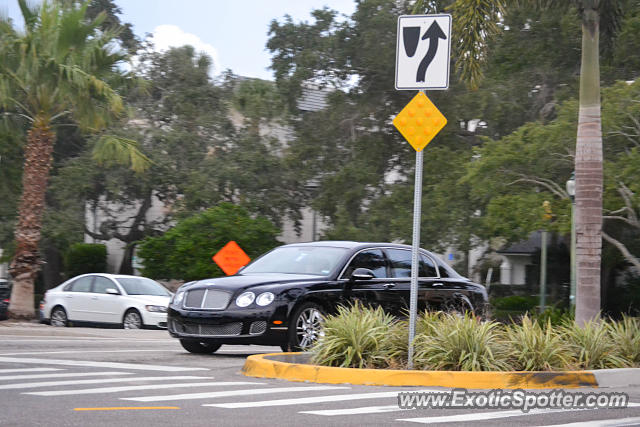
145 305 167 313
172 290 185 306
256 292 275 307
235 291 255 308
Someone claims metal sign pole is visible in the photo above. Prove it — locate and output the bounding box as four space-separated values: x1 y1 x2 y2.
407 146 424 370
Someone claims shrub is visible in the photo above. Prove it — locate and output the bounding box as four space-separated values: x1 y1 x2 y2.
64 243 107 277
505 315 570 371
311 303 395 368
532 305 573 326
561 319 628 369
376 311 444 369
607 315 640 367
491 295 538 311
413 313 511 371
137 203 279 281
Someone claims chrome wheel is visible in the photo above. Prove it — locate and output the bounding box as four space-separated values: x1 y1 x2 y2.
50 307 67 327
295 307 324 349
123 310 143 329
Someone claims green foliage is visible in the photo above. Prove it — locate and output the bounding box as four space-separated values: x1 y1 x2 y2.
561 319 629 369
492 295 539 311
310 302 395 368
137 203 280 281
505 315 570 371
311 306 640 371
64 243 107 277
532 306 574 326
607 315 640 366
413 313 511 371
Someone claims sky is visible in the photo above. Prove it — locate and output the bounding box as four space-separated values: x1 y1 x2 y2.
3 0 357 80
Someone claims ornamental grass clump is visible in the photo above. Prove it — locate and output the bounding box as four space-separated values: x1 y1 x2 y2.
380 311 443 369
413 313 511 371
505 314 570 371
561 319 628 369
607 315 640 367
310 302 394 368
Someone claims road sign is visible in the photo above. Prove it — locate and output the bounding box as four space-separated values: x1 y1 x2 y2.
395 14 452 90
393 91 447 151
213 241 250 276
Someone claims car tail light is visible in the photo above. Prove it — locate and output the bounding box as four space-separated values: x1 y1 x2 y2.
2 299 9 303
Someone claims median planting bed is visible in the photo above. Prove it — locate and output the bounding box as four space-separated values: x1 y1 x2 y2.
242 304 640 389
309 304 640 371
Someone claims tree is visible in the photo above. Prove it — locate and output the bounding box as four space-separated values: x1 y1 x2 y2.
137 203 280 281
409 0 629 323
0 0 149 319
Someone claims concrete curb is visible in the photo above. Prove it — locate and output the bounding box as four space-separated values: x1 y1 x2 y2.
241 353 640 389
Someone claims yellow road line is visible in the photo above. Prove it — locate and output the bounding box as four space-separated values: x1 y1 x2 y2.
74 406 180 411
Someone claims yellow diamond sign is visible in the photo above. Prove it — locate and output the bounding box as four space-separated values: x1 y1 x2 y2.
393 92 447 152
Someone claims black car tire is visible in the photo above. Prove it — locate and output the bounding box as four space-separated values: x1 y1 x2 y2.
50 306 68 327
287 302 324 351
179 339 222 354
123 309 144 329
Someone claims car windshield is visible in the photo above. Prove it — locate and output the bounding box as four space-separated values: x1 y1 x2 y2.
241 246 348 276
116 278 170 296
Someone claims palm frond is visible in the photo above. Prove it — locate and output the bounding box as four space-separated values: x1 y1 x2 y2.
92 135 152 174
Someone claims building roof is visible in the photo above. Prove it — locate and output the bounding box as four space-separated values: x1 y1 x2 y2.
497 231 543 255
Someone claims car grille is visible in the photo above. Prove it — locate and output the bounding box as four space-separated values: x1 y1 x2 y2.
170 320 242 336
183 289 231 310
249 321 267 335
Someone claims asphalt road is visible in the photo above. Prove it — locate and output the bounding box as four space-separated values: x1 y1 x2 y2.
1 321 640 427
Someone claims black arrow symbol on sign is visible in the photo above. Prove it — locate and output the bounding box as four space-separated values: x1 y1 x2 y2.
416 21 447 83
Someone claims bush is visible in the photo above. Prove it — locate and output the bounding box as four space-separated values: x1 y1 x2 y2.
138 203 280 281
64 243 107 277
505 315 569 370
309 306 640 372
607 315 640 367
413 313 511 371
532 305 573 326
311 303 395 368
561 319 628 369
492 295 538 311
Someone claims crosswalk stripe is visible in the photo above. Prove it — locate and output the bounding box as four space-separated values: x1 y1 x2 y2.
0 372 132 381
0 356 207 372
541 416 640 427
0 375 208 390
205 389 436 409
122 386 350 402
301 405 411 416
0 368 63 374
396 405 640 424
25 381 266 396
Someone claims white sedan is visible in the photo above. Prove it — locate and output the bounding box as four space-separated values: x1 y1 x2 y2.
42 274 171 329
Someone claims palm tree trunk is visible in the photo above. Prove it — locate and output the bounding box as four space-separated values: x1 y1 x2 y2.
8 122 56 320
574 8 602 325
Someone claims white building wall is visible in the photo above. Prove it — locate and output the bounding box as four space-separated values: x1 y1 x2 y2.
85 193 171 273
0 249 8 278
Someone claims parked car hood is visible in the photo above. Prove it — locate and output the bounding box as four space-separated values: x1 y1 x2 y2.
184 273 325 292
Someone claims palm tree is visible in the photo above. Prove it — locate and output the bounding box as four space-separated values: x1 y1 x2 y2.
412 0 622 324
0 0 149 319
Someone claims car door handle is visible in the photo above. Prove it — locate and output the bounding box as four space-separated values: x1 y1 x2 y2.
383 283 396 289
65 295 73 299
432 283 444 287
91 296 98 300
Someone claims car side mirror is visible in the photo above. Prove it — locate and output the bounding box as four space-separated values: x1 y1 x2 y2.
350 268 375 281
105 288 120 295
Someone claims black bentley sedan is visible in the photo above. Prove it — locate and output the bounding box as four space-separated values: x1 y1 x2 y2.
167 241 488 353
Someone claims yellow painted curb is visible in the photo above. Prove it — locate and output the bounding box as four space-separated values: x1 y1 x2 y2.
242 353 598 389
